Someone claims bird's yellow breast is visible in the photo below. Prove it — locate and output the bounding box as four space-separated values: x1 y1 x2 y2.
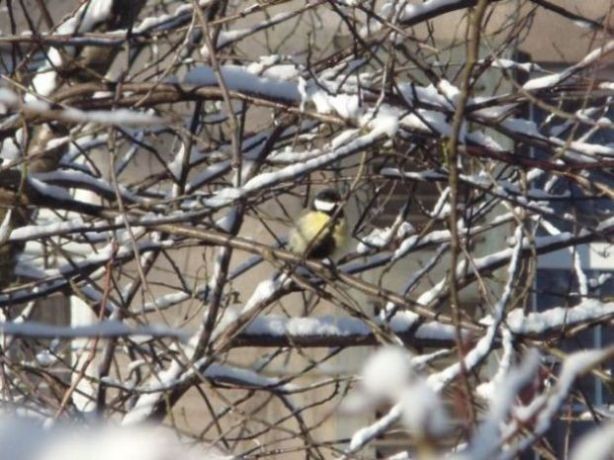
288 211 347 257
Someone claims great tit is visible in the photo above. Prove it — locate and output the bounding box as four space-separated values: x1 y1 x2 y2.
288 188 348 259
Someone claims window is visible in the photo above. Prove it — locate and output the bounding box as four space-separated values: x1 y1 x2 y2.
526 71 614 457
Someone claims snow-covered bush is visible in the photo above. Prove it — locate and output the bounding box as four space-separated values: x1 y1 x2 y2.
0 1 611 458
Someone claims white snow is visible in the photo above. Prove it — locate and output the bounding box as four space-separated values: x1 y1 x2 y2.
261 64 301 81
2 87 161 126
184 65 301 103
331 129 360 149
35 349 58 367
244 313 457 344
27 0 115 100
27 176 74 201
133 3 194 34
214 11 298 50
362 105 400 137
399 81 454 109
400 379 451 438
57 107 163 127
437 79 461 105
501 117 542 137
0 319 186 340
360 346 416 401
187 161 231 192
33 170 144 204
0 87 19 108
203 187 243 208
559 139 614 157
204 363 291 391
456 350 541 460
122 361 184 425
58 0 114 35
356 221 415 253
475 328 514 402
498 347 614 460
0 420 219 460
398 0 459 23
241 277 286 314
504 299 614 335
9 218 102 242
380 167 446 182
310 91 363 119
203 129 384 209
488 58 543 73
370 0 461 34
347 403 403 453
0 209 13 244
523 73 563 91
527 349 612 444
570 423 614 460
427 227 524 394
168 144 186 180
524 40 614 90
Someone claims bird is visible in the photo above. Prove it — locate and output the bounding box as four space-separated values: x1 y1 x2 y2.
288 188 348 259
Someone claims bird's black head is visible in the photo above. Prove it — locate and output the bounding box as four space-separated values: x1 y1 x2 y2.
311 188 343 216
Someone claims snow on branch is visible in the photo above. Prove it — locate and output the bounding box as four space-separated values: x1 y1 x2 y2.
1 1 612 458
203 128 386 208
523 40 614 90
0 88 162 127
502 299 614 335
27 0 118 99
183 65 301 104
0 319 186 340
238 312 458 347
499 347 614 460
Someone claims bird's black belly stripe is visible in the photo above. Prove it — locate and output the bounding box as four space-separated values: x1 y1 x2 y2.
306 232 336 259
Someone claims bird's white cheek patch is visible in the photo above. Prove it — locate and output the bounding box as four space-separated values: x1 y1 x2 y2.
314 199 336 212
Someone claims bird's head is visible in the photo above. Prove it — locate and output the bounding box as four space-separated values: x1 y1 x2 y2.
311 188 343 216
